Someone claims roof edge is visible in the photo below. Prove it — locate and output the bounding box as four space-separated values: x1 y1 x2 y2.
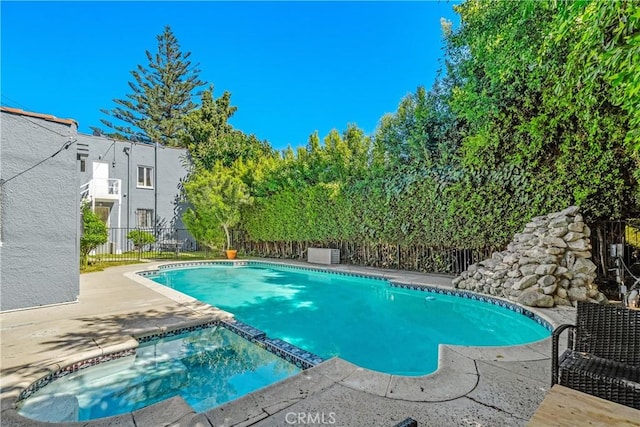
1 106 78 127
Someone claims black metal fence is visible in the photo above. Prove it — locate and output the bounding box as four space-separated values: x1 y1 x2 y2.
234 221 640 281
233 235 495 276
91 222 640 287
89 227 202 262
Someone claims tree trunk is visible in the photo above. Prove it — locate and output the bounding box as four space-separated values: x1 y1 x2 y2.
223 225 231 250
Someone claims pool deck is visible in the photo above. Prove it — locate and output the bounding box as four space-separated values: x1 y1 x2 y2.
0 259 578 426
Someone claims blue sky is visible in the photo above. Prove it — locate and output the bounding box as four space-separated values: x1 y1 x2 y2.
1 1 459 150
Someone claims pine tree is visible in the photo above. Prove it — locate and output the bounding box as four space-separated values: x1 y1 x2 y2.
97 26 205 146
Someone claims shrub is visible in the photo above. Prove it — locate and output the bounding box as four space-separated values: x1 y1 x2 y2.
127 230 156 250
80 202 108 267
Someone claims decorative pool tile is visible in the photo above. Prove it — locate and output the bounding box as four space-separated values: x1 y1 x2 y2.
221 319 266 341
158 261 235 270
147 259 388 283
261 338 325 370
137 270 160 277
389 282 553 331
16 319 309 405
137 321 220 343
17 348 136 402
253 261 387 281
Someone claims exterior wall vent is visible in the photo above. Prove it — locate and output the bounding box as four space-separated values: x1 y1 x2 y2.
76 142 89 158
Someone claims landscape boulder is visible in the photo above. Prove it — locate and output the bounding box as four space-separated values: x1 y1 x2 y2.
453 206 607 307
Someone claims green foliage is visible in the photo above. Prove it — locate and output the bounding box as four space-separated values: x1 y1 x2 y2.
182 208 226 252
171 0 639 261
183 164 252 250
97 26 205 146
543 0 640 201
182 87 274 169
548 0 640 149
126 230 156 249
80 203 108 267
80 260 142 274
374 84 459 171
447 0 637 221
244 182 354 243
240 0 638 253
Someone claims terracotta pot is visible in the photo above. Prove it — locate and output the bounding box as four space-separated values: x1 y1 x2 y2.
225 249 238 260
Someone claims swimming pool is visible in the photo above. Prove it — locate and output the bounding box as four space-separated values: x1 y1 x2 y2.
150 263 551 375
17 325 300 422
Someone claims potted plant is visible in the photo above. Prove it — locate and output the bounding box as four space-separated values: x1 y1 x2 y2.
182 163 252 260
225 248 238 260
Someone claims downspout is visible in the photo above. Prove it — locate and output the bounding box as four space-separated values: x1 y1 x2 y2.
124 144 131 231
154 140 158 236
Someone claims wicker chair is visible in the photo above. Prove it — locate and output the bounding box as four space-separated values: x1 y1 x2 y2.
551 301 640 409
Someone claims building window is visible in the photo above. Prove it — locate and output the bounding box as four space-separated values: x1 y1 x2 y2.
136 209 154 228
137 166 153 189
77 154 86 172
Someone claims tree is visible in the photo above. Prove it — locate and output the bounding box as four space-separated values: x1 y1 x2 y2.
182 164 252 251
182 208 226 252
80 202 108 267
97 26 205 146
126 230 156 251
182 87 273 169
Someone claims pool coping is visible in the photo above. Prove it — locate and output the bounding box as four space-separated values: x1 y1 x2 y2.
1 259 577 426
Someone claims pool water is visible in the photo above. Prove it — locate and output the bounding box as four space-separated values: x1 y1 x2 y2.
152 265 550 375
17 326 300 422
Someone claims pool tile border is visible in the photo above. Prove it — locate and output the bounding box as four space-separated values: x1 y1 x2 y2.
221 319 267 341
15 316 326 407
389 282 553 331
17 348 137 402
148 260 553 332
16 322 227 403
260 338 326 370
136 320 220 343
249 260 388 281
218 319 326 370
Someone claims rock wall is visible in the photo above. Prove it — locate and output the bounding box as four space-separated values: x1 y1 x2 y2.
452 206 607 307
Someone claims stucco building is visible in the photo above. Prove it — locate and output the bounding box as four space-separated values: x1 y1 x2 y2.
76 133 190 254
1 107 81 311
1 107 191 311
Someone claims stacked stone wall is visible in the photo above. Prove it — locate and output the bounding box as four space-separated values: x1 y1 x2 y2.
452 206 607 307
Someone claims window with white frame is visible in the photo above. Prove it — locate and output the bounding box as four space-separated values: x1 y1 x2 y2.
137 166 153 189
136 209 154 228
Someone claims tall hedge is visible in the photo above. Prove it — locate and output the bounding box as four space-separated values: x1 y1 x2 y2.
191 1 639 255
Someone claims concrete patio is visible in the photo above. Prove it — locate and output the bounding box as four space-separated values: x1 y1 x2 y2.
0 260 577 426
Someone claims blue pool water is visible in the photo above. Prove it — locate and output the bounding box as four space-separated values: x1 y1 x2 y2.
152 264 550 375
17 326 300 422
